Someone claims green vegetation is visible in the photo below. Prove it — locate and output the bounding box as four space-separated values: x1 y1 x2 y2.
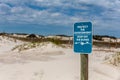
12 42 41 52
106 52 120 66
93 35 117 40
48 38 62 45
1 32 120 48
93 35 103 41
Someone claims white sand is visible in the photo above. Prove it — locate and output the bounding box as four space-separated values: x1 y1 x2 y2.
0 36 23 54
0 51 80 80
0 36 120 80
89 50 120 80
0 36 80 80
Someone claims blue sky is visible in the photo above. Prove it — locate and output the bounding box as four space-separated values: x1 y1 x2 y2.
0 0 120 37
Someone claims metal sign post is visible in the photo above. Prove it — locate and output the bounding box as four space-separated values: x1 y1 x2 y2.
74 22 92 80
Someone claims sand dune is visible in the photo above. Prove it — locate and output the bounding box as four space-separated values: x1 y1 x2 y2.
0 36 80 80
0 36 120 80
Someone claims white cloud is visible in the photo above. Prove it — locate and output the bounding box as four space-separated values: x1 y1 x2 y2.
11 7 24 13
0 3 11 15
0 0 119 29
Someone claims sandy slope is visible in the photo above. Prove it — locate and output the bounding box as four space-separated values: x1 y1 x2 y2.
0 36 80 80
0 49 80 80
0 36 120 80
89 49 120 80
89 62 120 80
0 36 23 54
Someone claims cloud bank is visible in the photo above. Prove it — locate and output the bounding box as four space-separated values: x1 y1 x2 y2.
0 0 120 36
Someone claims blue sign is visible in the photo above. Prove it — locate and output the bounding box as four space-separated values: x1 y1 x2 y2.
74 22 92 54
